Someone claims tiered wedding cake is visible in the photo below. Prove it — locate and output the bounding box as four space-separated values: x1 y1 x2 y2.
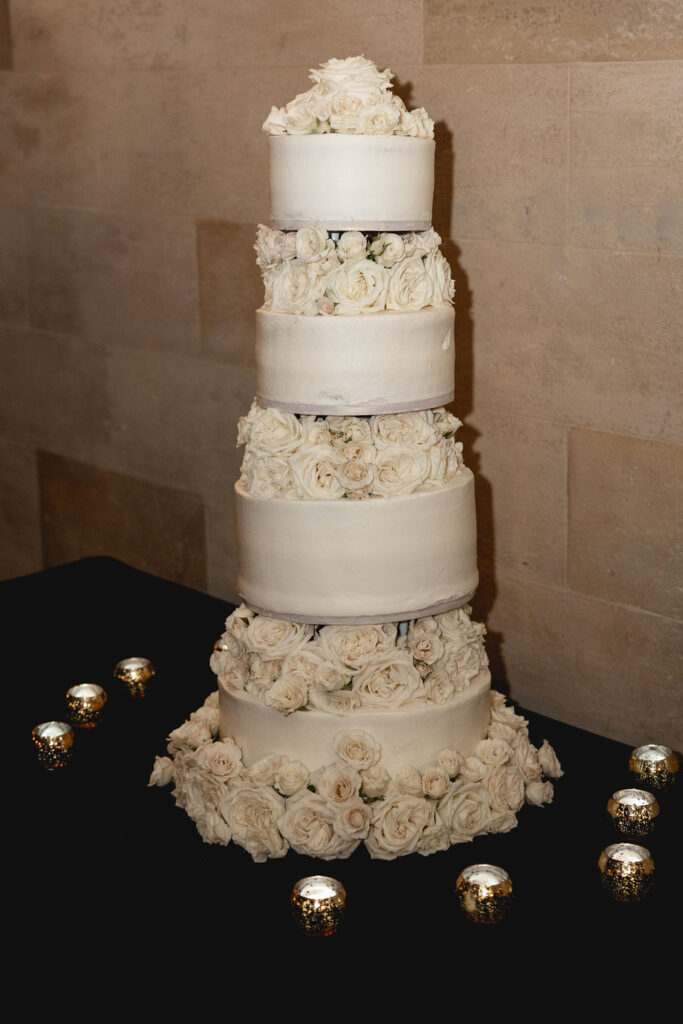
150 58 562 861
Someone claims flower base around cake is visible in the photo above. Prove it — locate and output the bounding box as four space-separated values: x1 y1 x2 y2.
149 688 562 862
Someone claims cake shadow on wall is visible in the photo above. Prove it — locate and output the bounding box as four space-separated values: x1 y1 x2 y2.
149 56 559 862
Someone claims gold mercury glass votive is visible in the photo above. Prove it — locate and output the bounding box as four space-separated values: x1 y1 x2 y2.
629 744 679 791
32 721 74 769
114 657 156 698
65 683 108 729
291 876 346 937
607 788 659 839
599 843 655 901
455 864 514 924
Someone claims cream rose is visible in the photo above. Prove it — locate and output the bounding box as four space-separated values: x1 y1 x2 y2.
195 739 243 780
370 233 406 268
245 616 314 659
371 410 439 448
278 790 358 860
308 688 361 716
356 101 401 135
386 256 434 311
397 106 434 139
262 105 288 136
275 760 310 797
242 405 305 457
289 444 345 499
268 259 325 314
328 87 384 132
326 259 389 314
390 764 423 796
421 766 451 800
240 453 294 498
167 720 212 754
437 749 463 778
437 782 493 841
196 810 232 846
475 737 514 767
408 629 444 665
263 675 309 714
485 765 526 812
334 798 372 842
221 782 287 862
417 806 451 855
538 740 564 778
526 780 555 806
424 250 454 306
372 446 431 497
319 623 397 673
245 753 287 786
365 793 431 860
310 56 393 94
285 103 318 135
295 227 330 263
423 667 457 705
313 763 362 804
336 230 368 262
361 764 390 799
354 650 423 709
333 728 382 770
148 755 174 787
336 457 375 495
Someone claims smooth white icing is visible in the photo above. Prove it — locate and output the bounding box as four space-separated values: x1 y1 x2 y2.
269 135 435 230
219 668 491 774
235 471 478 623
255 307 455 414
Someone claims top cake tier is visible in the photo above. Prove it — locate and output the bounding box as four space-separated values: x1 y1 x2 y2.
269 135 435 231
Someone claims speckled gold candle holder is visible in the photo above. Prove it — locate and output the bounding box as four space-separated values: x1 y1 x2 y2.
114 657 155 699
607 788 659 839
629 745 679 791
66 683 108 729
32 721 74 769
455 864 514 924
291 876 346 937
599 843 655 902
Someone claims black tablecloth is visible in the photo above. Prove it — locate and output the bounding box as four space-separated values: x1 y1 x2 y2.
10 557 680 983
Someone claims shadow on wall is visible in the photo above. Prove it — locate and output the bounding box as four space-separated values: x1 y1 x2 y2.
432 116 507 696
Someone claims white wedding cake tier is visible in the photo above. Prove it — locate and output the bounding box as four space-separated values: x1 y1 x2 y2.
150 57 562 862
256 307 455 415
235 473 478 623
269 135 434 230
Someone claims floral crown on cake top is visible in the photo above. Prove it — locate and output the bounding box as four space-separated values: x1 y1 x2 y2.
262 55 434 139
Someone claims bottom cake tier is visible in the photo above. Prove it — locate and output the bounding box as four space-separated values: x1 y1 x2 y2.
149 607 563 862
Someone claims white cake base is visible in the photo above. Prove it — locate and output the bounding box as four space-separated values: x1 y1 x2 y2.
219 669 491 775
269 135 435 230
256 307 454 415
235 472 479 623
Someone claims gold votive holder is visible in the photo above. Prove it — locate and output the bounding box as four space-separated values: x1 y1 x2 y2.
114 657 155 698
455 864 514 924
291 876 346 937
32 721 74 770
607 788 659 839
599 843 655 902
629 744 679 791
66 683 108 729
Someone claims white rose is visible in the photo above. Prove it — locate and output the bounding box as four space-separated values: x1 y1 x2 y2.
295 227 330 263
336 457 375 495
386 256 434 311
487 810 518 834
262 105 288 136
389 764 423 796
437 749 463 778
311 660 349 692
372 446 431 497
263 674 309 714
203 690 219 709
167 719 212 754
319 623 397 673
225 604 254 638
308 688 361 716
195 739 243 780
329 86 386 132
365 793 431 860
435 636 488 691
354 649 423 709
336 230 368 262
423 667 456 705
437 781 493 841
270 259 326 314
275 760 310 796
242 405 305 457
370 233 405 268
173 751 223 821
526 780 555 806
334 798 371 841
279 789 358 860
360 764 390 799
338 439 377 463
300 415 333 447
281 646 325 686
313 763 362 804
190 704 220 736
408 629 443 665
196 809 232 846
475 737 514 767
487 721 518 745
284 103 318 135
148 755 174 787
537 740 564 778
333 728 382 770
485 765 526 812
326 258 389 314
245 753 288 786
254 224 287 269
289 444 345 499
424 250 454 306
421 765 451 799
397 106 434 139
310 56 393 94
221 782 287 862
417 805 451 855
459 756 486 783
240 453 294 498
245 616 314 658
356 101 401 135
328 416 372 442
513 735 543 782
371 410 439 448
247 654 283 689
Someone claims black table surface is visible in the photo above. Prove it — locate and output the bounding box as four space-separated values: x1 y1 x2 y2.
9 557 680 985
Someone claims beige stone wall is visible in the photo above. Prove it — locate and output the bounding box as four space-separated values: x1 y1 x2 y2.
0 1 680 747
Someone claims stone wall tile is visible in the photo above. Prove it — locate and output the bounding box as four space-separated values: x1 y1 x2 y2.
38 450 207 591
0 202 27 324
568 427 683 619
569 62 683 253
0 1 11 70
0 441 41 580
27 204 201 351
478 572 683 750
401 65 567 244
424 0 683 64
457 239 683 442
197 221 259 367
